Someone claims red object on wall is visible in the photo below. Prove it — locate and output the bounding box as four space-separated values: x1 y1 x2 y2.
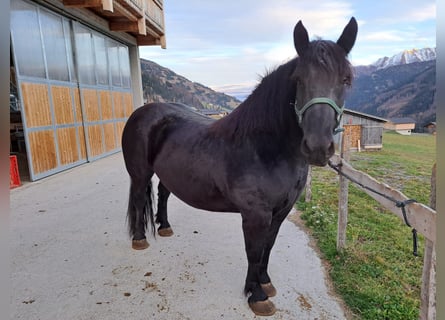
10 155 21 189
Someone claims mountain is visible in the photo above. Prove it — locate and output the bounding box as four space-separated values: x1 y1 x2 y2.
140 59 240 112
371 48 436 70
346 58 436 129
140 47 436 129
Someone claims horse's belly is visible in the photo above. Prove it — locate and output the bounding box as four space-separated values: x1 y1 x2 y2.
160 176 238 212
153 161 238 213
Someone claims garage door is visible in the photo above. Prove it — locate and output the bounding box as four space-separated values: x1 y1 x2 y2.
10 0 134 180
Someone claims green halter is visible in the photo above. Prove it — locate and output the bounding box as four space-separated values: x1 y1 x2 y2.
293 97 345 134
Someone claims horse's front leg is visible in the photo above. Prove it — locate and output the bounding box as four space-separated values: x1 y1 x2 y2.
258 207 293 298
242 210 276 316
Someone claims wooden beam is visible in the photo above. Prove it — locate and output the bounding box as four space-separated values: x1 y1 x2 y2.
142 25 157 38
109 18 146 35
63 0 102 8
329 154 436 243
136 35 161 46
115 0 143 18
113 1 138 21
139 33 165 48
109 20 139 33
102 0 113 12
159 6 166 48
145 16 164 35
138 18 146 35
159 35 166 49
153 0 163 9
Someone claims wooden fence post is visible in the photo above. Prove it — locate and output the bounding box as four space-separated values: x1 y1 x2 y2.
420 163 436 320
337 133 350 252
305 166 312 202
329 153 436 318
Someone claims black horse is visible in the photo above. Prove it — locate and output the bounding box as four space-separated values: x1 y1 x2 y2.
122 17 357 316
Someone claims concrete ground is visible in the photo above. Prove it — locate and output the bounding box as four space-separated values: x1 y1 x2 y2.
10 152 347 319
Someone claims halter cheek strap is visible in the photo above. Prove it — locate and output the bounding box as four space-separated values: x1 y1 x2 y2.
292 97 345 134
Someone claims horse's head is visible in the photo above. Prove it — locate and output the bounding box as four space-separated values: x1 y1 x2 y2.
292 17 357 166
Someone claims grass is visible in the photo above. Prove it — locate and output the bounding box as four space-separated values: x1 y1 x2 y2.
296 131 436 320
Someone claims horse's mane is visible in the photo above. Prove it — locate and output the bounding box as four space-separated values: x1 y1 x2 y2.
209 58 298 143
209 40 353 143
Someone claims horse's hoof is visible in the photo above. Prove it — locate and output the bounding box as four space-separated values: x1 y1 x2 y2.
261 282 277 297
248 299 276 316
158 227 174 237
132 239 149 250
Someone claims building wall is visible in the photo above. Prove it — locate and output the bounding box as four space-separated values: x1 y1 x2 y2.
342 125 361 149
395 123 415 131
384 123 415 131
384 123 415 135
394 129 412 135
425 125 436 134
11 0 139 180
335 112 385 151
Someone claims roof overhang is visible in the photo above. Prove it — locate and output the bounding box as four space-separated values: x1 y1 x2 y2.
61 0 166 47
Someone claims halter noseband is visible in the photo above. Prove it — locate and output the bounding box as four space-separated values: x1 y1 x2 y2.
292 97 345 134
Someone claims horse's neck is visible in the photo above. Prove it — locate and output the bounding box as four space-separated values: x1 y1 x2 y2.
209 59 301 147
243 61 299 134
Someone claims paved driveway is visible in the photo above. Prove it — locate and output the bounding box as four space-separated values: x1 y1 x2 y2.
10 153 347 319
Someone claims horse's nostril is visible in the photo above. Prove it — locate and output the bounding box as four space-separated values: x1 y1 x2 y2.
328 141 335 154
302 138 335 160
302 139 311 155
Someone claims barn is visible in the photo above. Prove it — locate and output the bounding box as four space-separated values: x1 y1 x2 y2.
335 109 388 151
384 118 416 135
424 122 436 135
10 0 165 182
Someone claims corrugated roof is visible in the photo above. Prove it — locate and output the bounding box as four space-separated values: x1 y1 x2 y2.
344 108 388 122
389 117 416 124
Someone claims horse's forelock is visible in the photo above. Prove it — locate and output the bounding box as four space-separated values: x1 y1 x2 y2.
301 40 353 78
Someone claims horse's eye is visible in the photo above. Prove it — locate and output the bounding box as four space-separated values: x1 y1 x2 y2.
343 76 351 86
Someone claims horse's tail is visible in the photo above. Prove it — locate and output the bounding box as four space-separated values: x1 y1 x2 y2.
127 177 156 239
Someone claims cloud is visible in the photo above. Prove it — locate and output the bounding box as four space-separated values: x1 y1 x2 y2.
263 44 295 64
139 1 435 89
211 83 256 101
361 1 435 25
360 31 406 42
403 3 436 22
161 0 355 48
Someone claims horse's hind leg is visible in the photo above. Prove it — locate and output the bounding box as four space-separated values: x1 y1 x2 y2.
156 181 174 237
127 173 155 250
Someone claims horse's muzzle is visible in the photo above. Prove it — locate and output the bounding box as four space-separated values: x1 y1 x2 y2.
301 137 335 166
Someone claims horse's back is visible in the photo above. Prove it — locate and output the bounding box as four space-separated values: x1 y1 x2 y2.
126 102 213 126
121 102 215 176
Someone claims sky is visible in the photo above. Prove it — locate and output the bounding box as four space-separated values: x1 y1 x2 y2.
139 0 436 99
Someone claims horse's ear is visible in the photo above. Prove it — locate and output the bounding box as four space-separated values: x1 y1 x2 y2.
336 17 358 55
294 20 309 57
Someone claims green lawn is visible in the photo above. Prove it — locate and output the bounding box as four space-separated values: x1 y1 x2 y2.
297 131 436 319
